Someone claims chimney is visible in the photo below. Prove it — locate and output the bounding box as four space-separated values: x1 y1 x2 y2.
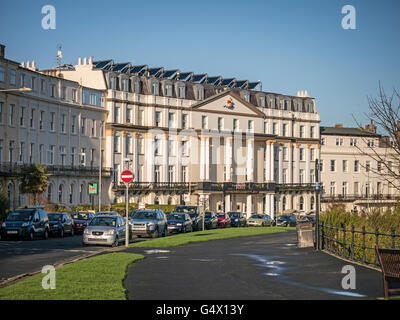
335 124 343 128
83 57 87 65
0 44 5 59
78 57 82 65
88 56 93 65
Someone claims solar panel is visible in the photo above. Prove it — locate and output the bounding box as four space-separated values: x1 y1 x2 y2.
221 78 235 87
178 72 192 81
93 60 113 69
163 69 179 79
130 65 147 74
235 80 248 88
248 82 261 90
206 76 221 85
112 63 131 72
192 74 207 83
149 67 163 77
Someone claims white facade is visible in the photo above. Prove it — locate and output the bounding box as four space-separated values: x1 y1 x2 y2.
0 45 111 209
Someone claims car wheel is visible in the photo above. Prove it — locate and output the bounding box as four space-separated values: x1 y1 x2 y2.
43 229 49 240
28 230 34 241
59 228 64 238
152 229 159 238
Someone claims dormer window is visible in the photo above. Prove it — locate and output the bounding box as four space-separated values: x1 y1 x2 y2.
109 76 117 90
163 82 172 97
121 78 129 92
243 91 250 102
132 78 140 93
177 85 185 99
269 96 275 109
258 95 265 107
194 85 204 100
151 81 159 95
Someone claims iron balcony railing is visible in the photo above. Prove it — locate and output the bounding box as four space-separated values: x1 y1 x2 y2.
321 194 399 202
0 162 113 177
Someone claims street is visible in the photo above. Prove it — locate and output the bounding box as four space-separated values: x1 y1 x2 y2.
124 231 383 300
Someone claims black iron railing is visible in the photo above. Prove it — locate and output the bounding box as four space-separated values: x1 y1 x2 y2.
321 194 399 202
319 222 400 266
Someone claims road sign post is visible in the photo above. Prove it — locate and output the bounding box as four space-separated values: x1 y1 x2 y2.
121 170 134 247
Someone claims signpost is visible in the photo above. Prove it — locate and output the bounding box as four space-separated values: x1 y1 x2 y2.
121 170 134 247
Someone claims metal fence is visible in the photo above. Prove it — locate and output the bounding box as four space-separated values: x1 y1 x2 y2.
319 221 400 266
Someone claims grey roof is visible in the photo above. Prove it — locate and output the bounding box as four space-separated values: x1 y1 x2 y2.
320 126 381 137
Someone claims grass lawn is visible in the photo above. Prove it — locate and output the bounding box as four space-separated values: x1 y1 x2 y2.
130 226 294 248
0 252 144 300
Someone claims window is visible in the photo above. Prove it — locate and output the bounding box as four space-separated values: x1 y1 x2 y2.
8 141 14 162
310 126 315 138
151 82 159 95
71 147 76 166
154 138 160 156
133 79 140 93
299 125 304 138
299 169 304 183
366 161 371 172
181 140 189 156
30 109 35 128
282 123 287 136
113 106 119 123
71 115 76 134
20 74 25 88
121 78 129 92
155 111 162 127
218 117 224 131
168 138 175 156
264 121 268 134
9 104 14 126
272 122 277 135
310 169 315 183
72 89 77 102
30 77 36 91
269 97 275 108
367 139 374 147
109 77 116 90
283 147 288 161
233 119 239 131
168 112 175 128
61 87 66 100
0 102 3 123
29 143 34 164
377 161 382 172
282 169 287 183
330 182 336 196
40 79 46 94
181 166 188 183
201 115 208 129
114 135 119 153
299 196 304 211
20 107 25 127
321 138 325 146
50 84 56 97
125 135 131 155
342 160 348 172
164 84 172 97
138 109 144 126
354 182 359 195
177 86 185 99
258 95 265 107
354 160 359 172
138 136 144 154
69 184 74 203
336 138 344 146
126 108 132 123
60 146 66 166
342 182 348 196
81 117 86 135
310 148 315 161
154 165 161 182
330 160 336 172
320 160 324 172
19 142 24 163
80 148 86 166
182 114 188 129
168 166 174 183
40 111 45 130
0 66 5 82
350 138 357 146
47 145 55 165
299 148 304 161
10 69 16 86
39 145 44 164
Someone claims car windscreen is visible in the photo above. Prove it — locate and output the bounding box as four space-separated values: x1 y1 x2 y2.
89 217 117 227
6 210 34 222
174 207 197 215
229 212 240 218
205 212 213 218
250 215 264 219
131 211 157 220
71 213 90 220
167 213 185 220
48 213 63 221
97 212 117 215
217 214 226 218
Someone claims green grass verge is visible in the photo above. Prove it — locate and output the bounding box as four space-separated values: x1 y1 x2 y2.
0 252 144 300
130 226 293 248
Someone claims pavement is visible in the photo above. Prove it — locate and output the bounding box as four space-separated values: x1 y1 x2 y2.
124 230 384 300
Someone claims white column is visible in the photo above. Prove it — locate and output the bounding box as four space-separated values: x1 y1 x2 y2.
246 139 254 181
294 144 300 184
146 133 154 182
266 141 271 182
133 132 138 180
288 143 293 184
163 133 169 183
278 143 283 184
270 141 275 182
270 194 275 220
305 144 310 183
225 194 231 212
225 137 232 181
176 135 181 182
264 194 268 214
121 131 126 169
200 136 205 181
246 194 252 218
205 136 210 181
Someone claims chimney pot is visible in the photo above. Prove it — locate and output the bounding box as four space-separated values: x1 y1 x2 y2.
78 57 82 65
335 124 343 128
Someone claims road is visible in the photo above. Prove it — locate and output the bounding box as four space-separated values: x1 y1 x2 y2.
124 231 384 300
0 234 118 284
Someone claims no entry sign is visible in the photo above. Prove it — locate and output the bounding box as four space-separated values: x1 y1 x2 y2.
121 170 134 183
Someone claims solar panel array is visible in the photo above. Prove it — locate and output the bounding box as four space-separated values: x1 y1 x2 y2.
92 59 261 90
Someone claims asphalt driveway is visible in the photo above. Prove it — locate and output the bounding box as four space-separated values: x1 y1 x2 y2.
124 231 383 300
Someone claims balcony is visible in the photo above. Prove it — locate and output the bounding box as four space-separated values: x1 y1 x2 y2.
321 194 399 202
0 162 113 178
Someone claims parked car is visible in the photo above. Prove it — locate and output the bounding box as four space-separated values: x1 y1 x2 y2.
71 212 95 234
167 213 193 233
130 209 168 238
48 213 74 237
247 214 273 227
174 206 204 231
217 212 231 228
228 211 247 227
1 206 50 240
298 215 316 227
204 211 218 229
83 215 127 247
96 211 119 216
276 215 297 227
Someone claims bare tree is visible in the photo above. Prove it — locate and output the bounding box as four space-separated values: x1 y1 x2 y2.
353 83 400 194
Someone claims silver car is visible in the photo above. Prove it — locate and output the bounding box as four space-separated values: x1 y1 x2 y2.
82 215 127 247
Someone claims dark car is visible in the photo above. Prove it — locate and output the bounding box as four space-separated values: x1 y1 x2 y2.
204 211 218 229
48 213 74 237
217 212 231 228
96 211 119 216
167 213 193 233
228 211 247 227
1 206 50 240
276 215 297 227
130 209 168 238
174 206 204 231
71 212 95 234
298 215 316 227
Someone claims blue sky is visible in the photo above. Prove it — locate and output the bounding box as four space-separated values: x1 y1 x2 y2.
1 0 399 127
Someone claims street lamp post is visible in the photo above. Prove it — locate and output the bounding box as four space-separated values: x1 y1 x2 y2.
315 159 321 251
